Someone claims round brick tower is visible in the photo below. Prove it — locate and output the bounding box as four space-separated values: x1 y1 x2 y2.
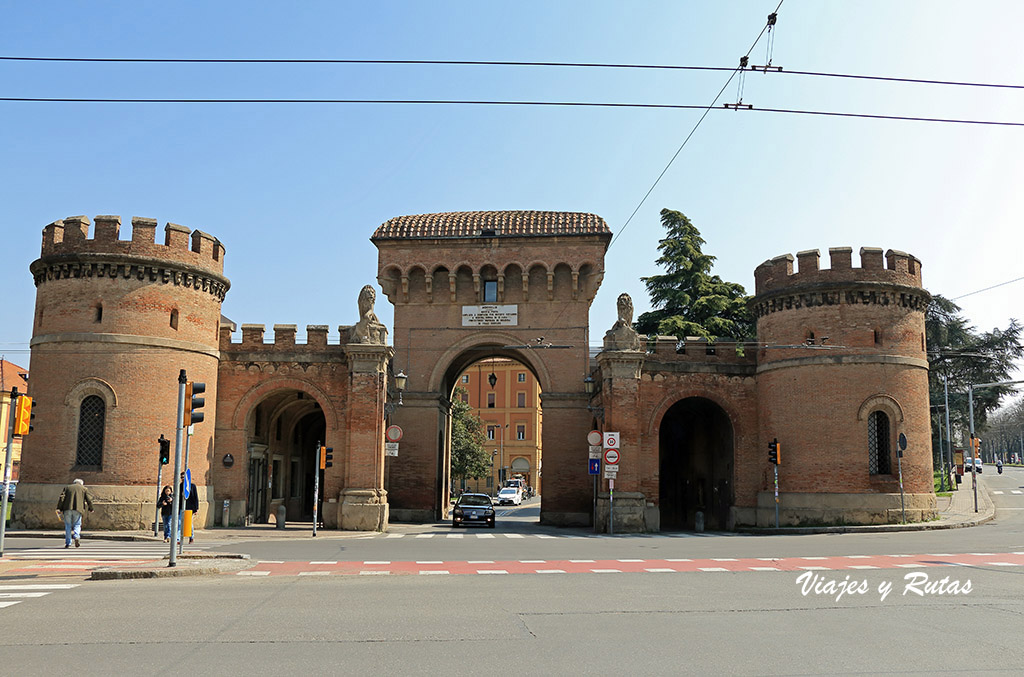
750 246 933 525
17 215 229 529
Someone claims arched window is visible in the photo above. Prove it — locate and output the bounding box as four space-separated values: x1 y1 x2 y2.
170 309 179 330
76 395 106 467
868 410 891 475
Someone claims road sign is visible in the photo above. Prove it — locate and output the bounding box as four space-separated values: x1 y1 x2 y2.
386 425 403 442
385 442 399 457
588 458 600 475
587 430 602 446
604 448 620 465
604 468 617 479
898 433 907 451
183 468 192 499
605 464 619 472
603 432 620 449
589 445 602 459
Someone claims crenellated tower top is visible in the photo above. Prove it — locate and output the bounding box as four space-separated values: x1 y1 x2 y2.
754 247 923 296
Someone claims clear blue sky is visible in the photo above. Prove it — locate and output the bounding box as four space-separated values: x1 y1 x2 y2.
2 1 1022 381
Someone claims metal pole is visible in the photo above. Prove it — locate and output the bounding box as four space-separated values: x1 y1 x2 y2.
312 440 320 537
943 375 953 489
154 450 163 538
593 473 597 532
968 385 978 513
0 389 18 558
936 411 946 492
897 449 906 524
774 464 779 528
609 477 614 535
178 428 192 555
169 370 187 567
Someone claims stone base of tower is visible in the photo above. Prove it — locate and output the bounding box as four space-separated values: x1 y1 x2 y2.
337 488 388 531
594 492 659 534
744 491 937 527
10 483 211 531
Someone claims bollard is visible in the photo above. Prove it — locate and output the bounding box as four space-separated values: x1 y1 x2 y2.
694 511 705 533
276 504 286 529
222 499 230 527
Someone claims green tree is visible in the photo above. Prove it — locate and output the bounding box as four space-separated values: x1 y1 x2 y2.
635 208 755 341
450 386 491 487
927 294 1024 456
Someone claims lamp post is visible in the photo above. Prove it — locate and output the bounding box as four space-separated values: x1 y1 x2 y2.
967 378 1024 512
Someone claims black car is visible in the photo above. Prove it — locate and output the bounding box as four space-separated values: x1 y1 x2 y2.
452 493 495 528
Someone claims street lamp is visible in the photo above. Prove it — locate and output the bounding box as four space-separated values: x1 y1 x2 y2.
583 375 603 419
488 371 497 389
384 370 408 417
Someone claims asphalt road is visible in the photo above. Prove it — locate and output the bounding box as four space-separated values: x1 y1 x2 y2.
1 473 1023 675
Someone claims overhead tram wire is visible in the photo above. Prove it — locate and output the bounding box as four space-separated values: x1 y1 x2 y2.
608 0 785 249
3 55 1023 91
952 275 1024 301
1 97 1022 129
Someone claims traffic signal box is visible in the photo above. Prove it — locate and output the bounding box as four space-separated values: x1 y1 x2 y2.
768 438 781 465
182 382 206 427
158 436 170 465
319 446 334 470
13 395 35 436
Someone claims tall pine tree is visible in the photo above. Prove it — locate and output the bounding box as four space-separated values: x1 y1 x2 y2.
635 209 755 340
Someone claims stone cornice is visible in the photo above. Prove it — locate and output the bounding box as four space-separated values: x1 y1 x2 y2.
749 281 930 319
30 332 220 358
596 349 646 380
30 252 230 301
756 354 929 374
343 343 394 374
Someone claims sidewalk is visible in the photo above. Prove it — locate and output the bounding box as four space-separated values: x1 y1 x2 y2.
737 473 995 535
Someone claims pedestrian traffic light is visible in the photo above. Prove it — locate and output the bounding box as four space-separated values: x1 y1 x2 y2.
158 435 170 465
319 446 333 469
768 438 781 465
182 381 206 426
13 394 35 436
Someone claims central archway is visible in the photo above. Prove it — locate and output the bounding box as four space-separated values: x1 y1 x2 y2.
658 397 734 531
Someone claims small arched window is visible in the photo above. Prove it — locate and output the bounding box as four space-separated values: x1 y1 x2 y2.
75 395 106 467
95 304 103 323
868 410 891 475
170 309 179 330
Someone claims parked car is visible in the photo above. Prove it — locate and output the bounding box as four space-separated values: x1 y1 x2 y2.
496 487 523 506
451 493 495 528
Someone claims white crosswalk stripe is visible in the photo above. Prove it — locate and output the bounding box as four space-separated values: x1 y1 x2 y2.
5 540 220 561
381 531 740 540
0 584 79 611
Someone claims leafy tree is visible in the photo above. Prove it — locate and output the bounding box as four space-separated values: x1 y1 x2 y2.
927 294 1024 458
450 386 491 486
635 209 755 341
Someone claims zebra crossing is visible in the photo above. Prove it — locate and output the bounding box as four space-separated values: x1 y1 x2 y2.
4 539 220 561
0 583 79 611
370 530 737 540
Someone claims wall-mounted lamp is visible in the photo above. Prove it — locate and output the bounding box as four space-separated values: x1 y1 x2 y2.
385 370 408 417
583 375 603 419
488 372 497 389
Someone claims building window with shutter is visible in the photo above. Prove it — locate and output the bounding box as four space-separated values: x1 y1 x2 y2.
868 410 892 475
75 395 106 468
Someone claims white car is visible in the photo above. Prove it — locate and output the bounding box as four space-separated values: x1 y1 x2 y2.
496 487 523 506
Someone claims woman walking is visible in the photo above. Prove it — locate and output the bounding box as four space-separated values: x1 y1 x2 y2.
157 485 174 542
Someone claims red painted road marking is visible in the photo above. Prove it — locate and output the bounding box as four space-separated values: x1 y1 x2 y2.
231 552 1024 577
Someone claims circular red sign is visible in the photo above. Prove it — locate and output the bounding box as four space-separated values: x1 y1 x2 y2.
587 430 602 446
604 448 620 465
385 425 403 442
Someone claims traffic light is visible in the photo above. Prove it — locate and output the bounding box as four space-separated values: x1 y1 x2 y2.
768 438 781 465
158 435 170 465
182 382 206 426
319 446 334 469
13 394 35 436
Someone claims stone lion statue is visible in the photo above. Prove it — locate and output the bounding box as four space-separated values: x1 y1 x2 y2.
603 292 641 351
352 284 388 344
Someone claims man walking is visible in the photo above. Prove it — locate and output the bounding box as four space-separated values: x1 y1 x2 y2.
56 479 94 548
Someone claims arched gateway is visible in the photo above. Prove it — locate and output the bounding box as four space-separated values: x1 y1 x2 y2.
373 211 610 525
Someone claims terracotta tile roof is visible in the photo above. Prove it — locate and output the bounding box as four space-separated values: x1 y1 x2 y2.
372 211 610 239
0 359 29 394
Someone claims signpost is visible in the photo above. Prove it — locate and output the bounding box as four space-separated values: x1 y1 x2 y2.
588 458 600 475
588 430 601 532
603 432 619 535
897 433 907 524
385 442 399 457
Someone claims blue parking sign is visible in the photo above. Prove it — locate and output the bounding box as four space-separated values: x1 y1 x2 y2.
588 458 600 475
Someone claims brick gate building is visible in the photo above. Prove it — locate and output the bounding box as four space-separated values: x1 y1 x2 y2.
14 211 935 532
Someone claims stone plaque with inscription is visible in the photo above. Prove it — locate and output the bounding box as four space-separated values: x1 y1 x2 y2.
461 305 518 326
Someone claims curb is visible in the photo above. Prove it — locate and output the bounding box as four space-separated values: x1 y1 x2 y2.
90 553 251 580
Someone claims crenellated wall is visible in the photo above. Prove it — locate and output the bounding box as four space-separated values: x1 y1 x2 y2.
19 215 228 530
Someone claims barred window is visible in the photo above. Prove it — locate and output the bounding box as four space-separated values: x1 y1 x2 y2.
868 410 891 475
76 395 105 467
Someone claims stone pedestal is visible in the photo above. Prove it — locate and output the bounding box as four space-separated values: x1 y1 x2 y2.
595 491 652 533
339 488 389 531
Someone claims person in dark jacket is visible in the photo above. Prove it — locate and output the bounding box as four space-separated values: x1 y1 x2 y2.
178 472 200 544
56 479 94 548
157 485 174 542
